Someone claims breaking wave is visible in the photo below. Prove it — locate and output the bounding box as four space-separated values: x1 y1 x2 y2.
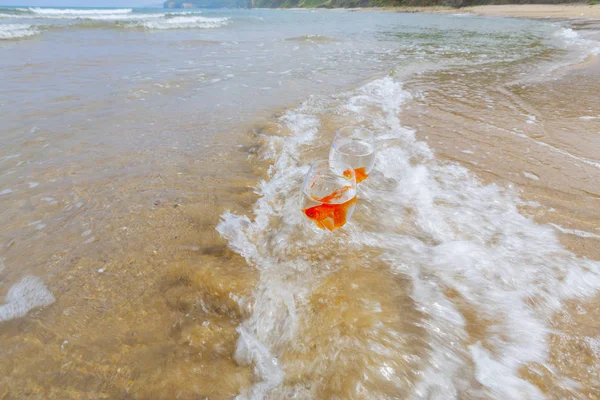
24 7 134 15
129 15 231 30
0 7 231 31
0 23 40 39
217 76 600 399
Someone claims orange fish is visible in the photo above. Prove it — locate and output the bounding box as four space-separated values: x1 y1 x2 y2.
303 196 356 231
313 185 352 203
344 167 369 183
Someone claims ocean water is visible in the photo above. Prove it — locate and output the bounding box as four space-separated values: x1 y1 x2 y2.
1 6 600 399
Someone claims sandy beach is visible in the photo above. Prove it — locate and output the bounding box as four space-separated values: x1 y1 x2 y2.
1 6 599 399
464 3 600 19
342 3 600 19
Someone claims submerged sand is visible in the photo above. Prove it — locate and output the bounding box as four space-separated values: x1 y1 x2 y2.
1 9 599 400
402 54 600 261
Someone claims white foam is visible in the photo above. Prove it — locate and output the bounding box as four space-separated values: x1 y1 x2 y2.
523 171 539 181
0 276 55 322
586 336 600 356
526 136 600 170
27 7 133 15
554 26 600 57
234 325 285 399
0 8 202 23
28 220 46 230
493 124 600 170
0 153 21 161
218 77 600 398
73 14 164 21
0 23 39 40
0 188 13 195
557 27 579 40
549 223 600 240
131 15 230 30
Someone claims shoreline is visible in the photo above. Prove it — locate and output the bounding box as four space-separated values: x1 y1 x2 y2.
276 4 600 19
457 3 600 19
2 6 600 398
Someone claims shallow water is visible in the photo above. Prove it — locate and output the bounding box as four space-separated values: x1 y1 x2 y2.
1 7 599 399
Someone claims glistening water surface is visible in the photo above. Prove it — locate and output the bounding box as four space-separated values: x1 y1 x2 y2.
1 7 599 399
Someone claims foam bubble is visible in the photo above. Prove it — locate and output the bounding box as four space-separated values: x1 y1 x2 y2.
549 223 600 240
0 276 55 322
0 23 39 40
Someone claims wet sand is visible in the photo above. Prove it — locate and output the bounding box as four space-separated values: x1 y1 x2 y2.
336 4 600 19
401 55 600 261
464 4 600 19
2 68 598 400
1 9 600 400
398 41 600 399
0 134 264 398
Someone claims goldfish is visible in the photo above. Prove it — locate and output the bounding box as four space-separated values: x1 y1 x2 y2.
313 185 352 203
303 196 356 231
343 167 369 183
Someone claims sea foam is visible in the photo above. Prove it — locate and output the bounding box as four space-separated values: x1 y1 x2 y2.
0 276 55 322
130 15 231 30
0 23 39 40
25 7 133 15
0 8 210 25
555 26 600 56
217 76 600 399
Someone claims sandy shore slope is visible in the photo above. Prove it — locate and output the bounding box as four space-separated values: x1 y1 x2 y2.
319 4 600 19
462 4 600 19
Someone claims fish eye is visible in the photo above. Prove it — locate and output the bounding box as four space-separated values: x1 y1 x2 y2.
305 209 319 219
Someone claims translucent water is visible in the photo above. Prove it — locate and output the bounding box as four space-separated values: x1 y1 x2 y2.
329 140 376 177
